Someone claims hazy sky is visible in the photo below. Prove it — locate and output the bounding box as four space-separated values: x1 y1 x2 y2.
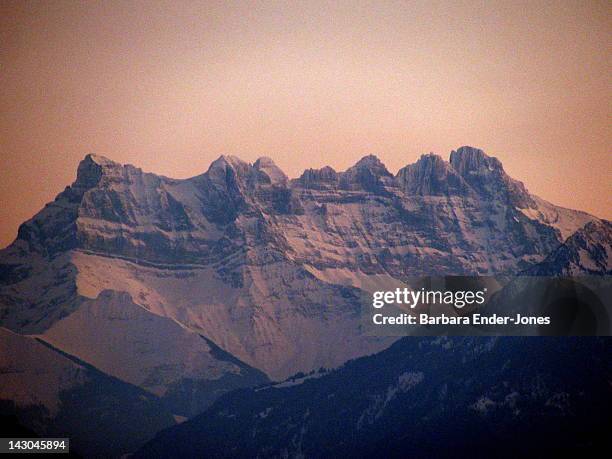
1 0 610 248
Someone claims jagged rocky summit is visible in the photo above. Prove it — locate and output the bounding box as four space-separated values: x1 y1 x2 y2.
0 146 609 456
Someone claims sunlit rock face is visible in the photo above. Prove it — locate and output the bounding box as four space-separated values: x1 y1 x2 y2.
0 147 606 386
449 146 535 208
525 219 612 275
1 147 608 458
295 166 339 190
1 146 610 457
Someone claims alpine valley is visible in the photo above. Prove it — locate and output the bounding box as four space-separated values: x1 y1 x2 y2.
1 147 610 457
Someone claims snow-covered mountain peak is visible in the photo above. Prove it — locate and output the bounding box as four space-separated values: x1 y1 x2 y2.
1 149 607 456
75 153 147 190
449 146 534 207
204 154 254 191
347 154 392 176
449 146 498 173
75 154 117 188
526 219 612 275
77 153 121 174
84 153 115 165
420 152 444 161
254 156 288 186
396 153 470 196
253 156 275 167
207 154 250 173
295 166 339 189
339 154 392 192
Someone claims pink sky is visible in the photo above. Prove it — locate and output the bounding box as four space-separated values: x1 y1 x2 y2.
1 0 610 248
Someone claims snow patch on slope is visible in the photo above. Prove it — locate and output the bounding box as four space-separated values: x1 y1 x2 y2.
69 251 392 381
518 196 596 241
303 265 408 292
41 290 241 397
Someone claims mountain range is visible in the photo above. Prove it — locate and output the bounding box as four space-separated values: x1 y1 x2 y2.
135 336 612 458
0 146 610 457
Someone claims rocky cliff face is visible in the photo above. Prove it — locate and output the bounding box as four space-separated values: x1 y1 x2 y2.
397 153 470 196
525 220 612 275
1 147 604 371
449 146 535 208
4 147 594 271
0 147 608 456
